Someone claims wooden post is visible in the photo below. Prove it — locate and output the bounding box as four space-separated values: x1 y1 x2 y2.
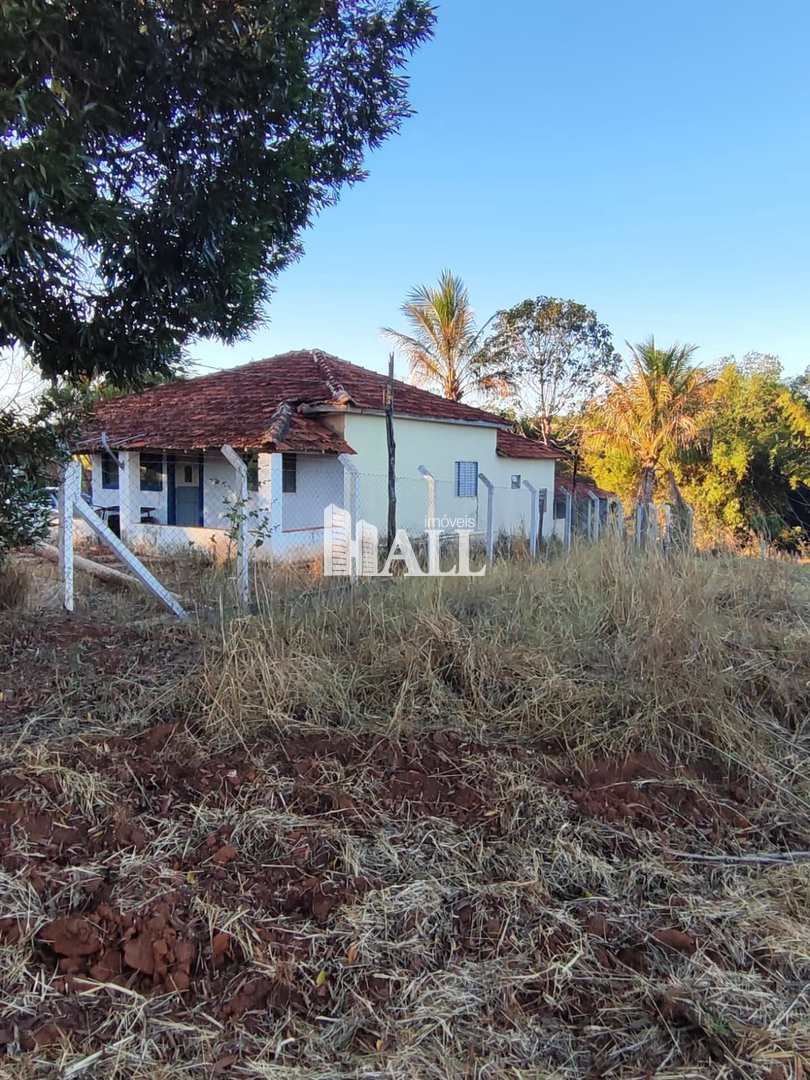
385 352 396 550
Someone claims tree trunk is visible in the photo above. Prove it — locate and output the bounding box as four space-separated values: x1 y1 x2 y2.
538 414 551 444
637 466 656 548
665 470 691 550
640 466 655 504
35 542 140 588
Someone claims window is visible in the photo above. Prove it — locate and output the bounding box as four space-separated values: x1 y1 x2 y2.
554 496 567 520
183 465 193 484
511 474 521 490
101 454 119 490
454 460 478 498
140 453 164 492
282 453 297 493
243 453 259 493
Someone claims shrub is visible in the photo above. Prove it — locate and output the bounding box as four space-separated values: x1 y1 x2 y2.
0 407 64 568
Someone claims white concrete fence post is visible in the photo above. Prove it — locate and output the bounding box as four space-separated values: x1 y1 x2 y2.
339 453 360 582
588 491 601 542
478 472 495 566
521 478 539 558
220 444 249 609
538 488 548 550
257 452 284 563
634 501 645 547
57 458 81 612
663 504 673 551
64 481 188 619
612 498 625 537
418 465 440 575
417 465 436 532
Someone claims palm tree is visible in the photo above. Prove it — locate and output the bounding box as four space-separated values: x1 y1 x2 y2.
586 337 714 506
383 271 506 402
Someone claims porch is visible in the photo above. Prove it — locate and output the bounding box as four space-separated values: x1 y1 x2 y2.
89 447 346 562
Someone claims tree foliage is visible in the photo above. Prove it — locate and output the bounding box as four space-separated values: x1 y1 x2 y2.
676 355 810 546
1 0 434 384
582 347 810 548
0 397 72 565
383 270 509 401
583 337 714 503
477 297 619 442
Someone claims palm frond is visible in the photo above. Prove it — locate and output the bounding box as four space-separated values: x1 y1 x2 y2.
382 271 497 401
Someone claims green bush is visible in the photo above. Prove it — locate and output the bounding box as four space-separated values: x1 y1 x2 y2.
0 408 63 567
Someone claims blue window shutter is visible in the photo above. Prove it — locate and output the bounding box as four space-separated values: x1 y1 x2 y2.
455 461 478 497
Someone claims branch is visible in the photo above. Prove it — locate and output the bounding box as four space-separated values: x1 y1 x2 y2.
666 848 810 864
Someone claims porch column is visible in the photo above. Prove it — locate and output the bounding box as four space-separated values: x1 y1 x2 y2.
118 450 140 544
257 452 283 557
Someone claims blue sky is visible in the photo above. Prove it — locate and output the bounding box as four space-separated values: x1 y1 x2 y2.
191 0 810 381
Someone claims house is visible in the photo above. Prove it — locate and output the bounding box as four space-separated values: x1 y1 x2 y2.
551 475 621 542
75 349 563 561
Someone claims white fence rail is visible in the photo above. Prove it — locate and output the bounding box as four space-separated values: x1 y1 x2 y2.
58 459 188 619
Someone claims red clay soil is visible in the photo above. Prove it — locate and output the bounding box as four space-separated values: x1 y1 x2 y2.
0 614 199 733
0 721 772 1063
559 752 751 833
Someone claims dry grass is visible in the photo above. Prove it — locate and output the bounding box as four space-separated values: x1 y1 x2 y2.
0 560 31 611
1 542 809 1078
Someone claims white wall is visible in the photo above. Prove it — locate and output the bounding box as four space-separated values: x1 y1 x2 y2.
282 454 344 532
89 416 557 561
89 452 167 522
342 413 556 539
201 449 246 529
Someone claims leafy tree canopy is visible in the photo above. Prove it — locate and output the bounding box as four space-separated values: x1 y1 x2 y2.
676 355 810 545
582 348 810 548
477 297 620 442
1 0 434 384
582 337 713 504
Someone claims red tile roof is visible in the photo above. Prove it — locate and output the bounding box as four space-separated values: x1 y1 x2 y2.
496 429 564 460
315 352 506 426
555 476 615 499
76 350 510 454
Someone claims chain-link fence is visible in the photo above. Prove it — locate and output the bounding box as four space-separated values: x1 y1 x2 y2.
84 445 261 563
55 447 690 617
74 448 631 571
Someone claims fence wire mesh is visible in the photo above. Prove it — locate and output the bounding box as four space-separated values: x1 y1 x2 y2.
57 447 688 616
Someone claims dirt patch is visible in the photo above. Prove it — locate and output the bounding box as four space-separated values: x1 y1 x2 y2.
1 719 806 1077
560 753 750 834
0 614 199 736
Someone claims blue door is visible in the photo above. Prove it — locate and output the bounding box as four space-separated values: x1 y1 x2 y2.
170 457 203 526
